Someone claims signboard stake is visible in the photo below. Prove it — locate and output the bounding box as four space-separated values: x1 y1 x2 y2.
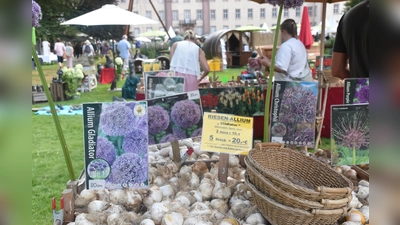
218 153 229 184
62 189 74 225
171 140 181 164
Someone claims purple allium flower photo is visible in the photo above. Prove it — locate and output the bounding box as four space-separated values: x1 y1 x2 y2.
148 105 170 134
171 100 201 129
354 85 369 103
32 0 42 27
122 129 148 156
271 122 287 137
87 159 110 179
332 111 369 150
263 0 304 8
107 153 147 185
96 136 116 165
357 78 368 85
160 134 179 143
172 127 187 139
99 103 136 136
191 128 203 138
148 136 156 145
276 82 317 145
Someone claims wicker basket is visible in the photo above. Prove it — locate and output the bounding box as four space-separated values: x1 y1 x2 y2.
245 158 351 210
247 142 353 201
245 175 346 225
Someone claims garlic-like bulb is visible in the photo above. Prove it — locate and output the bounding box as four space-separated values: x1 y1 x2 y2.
148 145 159 152
340 165 351 173
125 189 142 212
228 155 239 168
143 186 163 209
104 203 125 214
210 163 219 175
348 191 363 208
358 206 369 222
174 195 191 208
190 202 212 217
180 139 194 148
140 219 155 225
192 161 209 177
356 186 369 200
358 180 369 187
183 218 213 225
190 172 200 189
161 212 184 225
190 190 203 202
210 209 226 223
346 209 366 224
75 189 97 207
150 202 170 225
211 153 220 160
344 169 358 180
159 146 172 157
245 213 266 224
160 184 175 199
109 189 127 205
154 176 166 186
179 165 192 175
210 199 229 213
220 218 240 225
75 213 95 225
87 200 107 214
199 182 214 200
212 179 232 199
198 153 210 160
165 161 179 175
334 167 343 174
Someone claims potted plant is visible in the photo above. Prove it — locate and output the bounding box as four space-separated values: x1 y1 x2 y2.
62 64 84 99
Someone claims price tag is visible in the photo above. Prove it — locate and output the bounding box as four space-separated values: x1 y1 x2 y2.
201 112 253 155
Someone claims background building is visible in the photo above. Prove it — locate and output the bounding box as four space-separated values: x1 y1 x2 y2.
117 0 347 37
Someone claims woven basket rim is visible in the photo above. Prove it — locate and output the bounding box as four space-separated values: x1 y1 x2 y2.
244 158 326 209
247 146 353 194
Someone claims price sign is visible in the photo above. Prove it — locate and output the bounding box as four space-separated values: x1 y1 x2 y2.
201 112 253 155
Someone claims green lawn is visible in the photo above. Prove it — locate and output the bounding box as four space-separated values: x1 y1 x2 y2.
31 63 330 224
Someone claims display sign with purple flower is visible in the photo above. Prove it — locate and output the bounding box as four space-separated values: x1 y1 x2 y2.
270 81 318 147
83 101 148 190
344 78 369 104
145 75 185 99
331 104 369 166
147 91 203 145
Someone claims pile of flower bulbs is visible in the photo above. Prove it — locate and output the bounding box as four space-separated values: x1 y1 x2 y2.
68 138 267 225
311 150 370 225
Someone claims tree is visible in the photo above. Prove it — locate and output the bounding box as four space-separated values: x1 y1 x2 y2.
35 0 124 45
343 0 364 12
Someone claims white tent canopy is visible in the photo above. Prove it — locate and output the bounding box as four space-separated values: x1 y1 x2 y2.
260 22 272 33
60 4 159 26
311 17 338 35
134 37 151 42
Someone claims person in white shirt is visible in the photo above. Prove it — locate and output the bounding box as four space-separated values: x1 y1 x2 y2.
170 30 210 91
259 19 312 81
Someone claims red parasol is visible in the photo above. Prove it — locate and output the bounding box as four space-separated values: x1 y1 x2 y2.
298 6 314 49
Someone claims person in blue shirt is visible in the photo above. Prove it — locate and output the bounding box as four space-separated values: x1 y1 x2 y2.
117 35 132 71
169 29 183 47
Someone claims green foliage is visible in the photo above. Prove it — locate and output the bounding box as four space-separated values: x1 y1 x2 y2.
344 0 364 12
140 45 157 59
334 146 369 166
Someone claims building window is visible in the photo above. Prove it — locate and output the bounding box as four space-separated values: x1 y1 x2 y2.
172 10 178 20
236 25 240 28
184 0 190 2
197 10 202 20
146 27 152 32
223 9 228 19
134 28 140 37
333 4 339 14
308 6 313 17
314 6 317 17
120 0 126 3
184 10 191 21
133 11 138 14
146 11 152 19
211 10 216 19
235 9 240 19
295 7 300 17
134 0 138 3
197 27 203 35
223 25 229 29
172 0 178 2
158 0 164 3
211 26 216 33
248 9 253 19
145 0 149 3
260 8 265 18
283 8 288 17
272 7 277 18
159 11 165 21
